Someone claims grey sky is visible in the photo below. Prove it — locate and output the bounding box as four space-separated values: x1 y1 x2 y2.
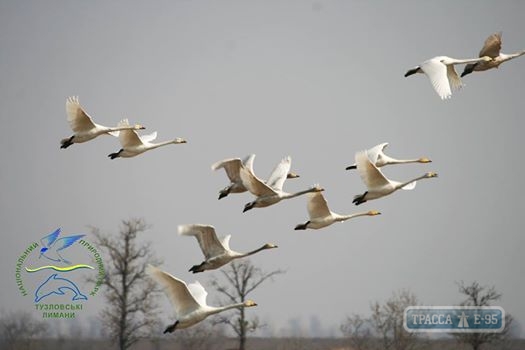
1 0 524 337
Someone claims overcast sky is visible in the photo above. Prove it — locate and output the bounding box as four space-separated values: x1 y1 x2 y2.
1 0 524 337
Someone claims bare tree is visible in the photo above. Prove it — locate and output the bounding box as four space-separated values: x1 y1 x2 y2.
369 289 420 350
453 281 513 350
341 289 422 350
90 218 162 350
0 310 48 350
210 259 284 350
340 313 372 350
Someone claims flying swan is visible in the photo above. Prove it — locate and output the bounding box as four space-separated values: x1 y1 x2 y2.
352 149 437 205
461 32 525 77
179 224 277 273
108 119 186 159
346 142 431 170
240 156 323 212
294 191 381 230
60 96 145 149
404 55 492 99
212 154 299 200
146 265 257 333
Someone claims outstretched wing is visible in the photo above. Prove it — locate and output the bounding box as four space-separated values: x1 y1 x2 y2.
211 158 243 183
306 191 331 219
146 265 202 316
66 96 97 133
117 119 144 147
265 156 292 191
479 32 502 58
178 224 228 259
355 150 390 190
140 131 158 144
239 164 277 197
420 59 452 100
446 65 463 92
242 154 256 173
187 281 208 307
41 228 61 248
367 143 389 164
54 234 85 252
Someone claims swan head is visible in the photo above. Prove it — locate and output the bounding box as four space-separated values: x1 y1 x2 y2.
418 157 432 163
134 124 146 130
263 243 278 249
425 172 438 178
243 300 258 307
311 185 324 192
367 210 381 216
287 172 300 179
243 201 255 213
174 138 187 144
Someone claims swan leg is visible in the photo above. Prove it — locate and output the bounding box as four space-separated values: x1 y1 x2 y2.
60 136 75 149
189 262 205 273
243 202 255 213
294 221 309 230
108 149 123 160
345 165 357 170
163 320 179 334
352 192 368 206
218 187 230 200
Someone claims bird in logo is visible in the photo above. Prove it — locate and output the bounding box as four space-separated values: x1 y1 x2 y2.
39 228 85 264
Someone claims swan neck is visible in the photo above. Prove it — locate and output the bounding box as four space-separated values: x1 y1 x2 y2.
240 245 268 258
397 174 427 189
212 302 245 314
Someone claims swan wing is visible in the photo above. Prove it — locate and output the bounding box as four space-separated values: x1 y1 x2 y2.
420 59 452 100
479 32 502 58
187 281 208 307
178 224 227 259
239 164 277 197
266 156 292 191
117 119 144 147
242 154 256 173
66 96 97 132
220 234 232 251
146 265 201 315
367 143 389 164
446 65 463 92
140 131 158 144
211 158 243 182
355 150 390 190
401 181 417 190
306 191 331 219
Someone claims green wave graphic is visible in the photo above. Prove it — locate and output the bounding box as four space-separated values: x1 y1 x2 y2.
25 264 94 273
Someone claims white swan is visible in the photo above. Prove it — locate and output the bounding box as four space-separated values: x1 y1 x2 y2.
146 265 257 333
108 119 186 159
179 224 277 273
346 143 431 170
352 149 437 205
240 156 323 212
61 96 145 149
212 154 299 200
294 191 381 230
404 55 492 99
461 32 525 77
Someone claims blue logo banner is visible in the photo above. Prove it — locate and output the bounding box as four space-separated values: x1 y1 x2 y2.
404 306 505 333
